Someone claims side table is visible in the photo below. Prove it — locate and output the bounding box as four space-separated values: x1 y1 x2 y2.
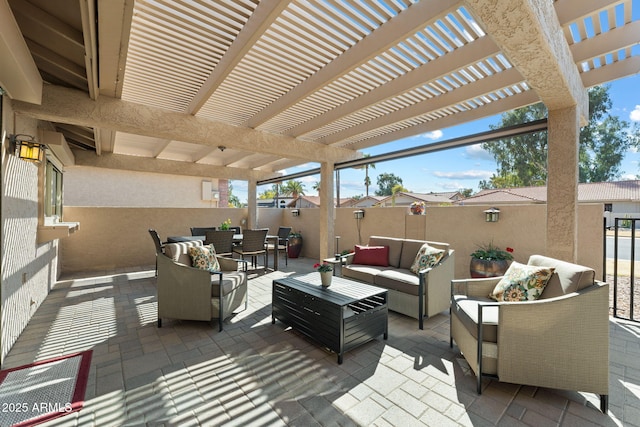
322 256 344 276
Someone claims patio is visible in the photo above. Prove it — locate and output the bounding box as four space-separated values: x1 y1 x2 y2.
4 258 638 427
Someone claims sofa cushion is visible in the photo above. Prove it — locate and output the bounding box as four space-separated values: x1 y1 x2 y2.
188 244 221 272
164 241 203 265
374 268 420 296
369 236 403 267
410 243 446 274
342 264 387 283
452 295 498 343
490 261 554 302
528 255 596 298
399 239 428 270
353 245 389 266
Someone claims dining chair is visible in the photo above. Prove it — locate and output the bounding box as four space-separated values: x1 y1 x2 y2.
266 226 291 267
232 228 268 270
205 230 235 257
190 226 217 236
148 229 166 276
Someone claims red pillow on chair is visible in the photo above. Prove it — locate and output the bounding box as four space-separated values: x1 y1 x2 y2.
352 245 389 266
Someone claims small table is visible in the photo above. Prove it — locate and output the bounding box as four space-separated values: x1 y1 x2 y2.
321 256 344 276
272 274 388 364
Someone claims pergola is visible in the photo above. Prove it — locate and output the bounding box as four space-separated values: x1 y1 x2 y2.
2 0 639 260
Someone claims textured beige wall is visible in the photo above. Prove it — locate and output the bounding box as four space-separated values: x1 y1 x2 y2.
61 204 604 279
1 101 59 364
64 166 221 208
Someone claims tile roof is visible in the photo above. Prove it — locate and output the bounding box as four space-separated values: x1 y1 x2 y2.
459 180 640 204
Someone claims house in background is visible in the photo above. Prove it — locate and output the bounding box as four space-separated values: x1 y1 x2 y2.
346 195 386 208
375 191 459 207
257 196 295 208
459 180 640 228
287 196 354 208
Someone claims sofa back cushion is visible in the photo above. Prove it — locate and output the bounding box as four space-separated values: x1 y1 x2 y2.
353 245 389 267
369 236 403 267
165 241 203 265
529 254 595 298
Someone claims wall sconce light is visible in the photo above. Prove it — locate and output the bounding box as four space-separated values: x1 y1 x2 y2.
291 209 300 217
484 207 500 222
353 210 365 219
8 134 45 163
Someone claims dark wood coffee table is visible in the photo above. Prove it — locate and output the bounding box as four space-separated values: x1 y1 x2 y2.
272 273 388 364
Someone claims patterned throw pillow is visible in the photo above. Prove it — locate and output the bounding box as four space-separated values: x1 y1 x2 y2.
490 261 555 302
410 243 446 274
188 244 220 272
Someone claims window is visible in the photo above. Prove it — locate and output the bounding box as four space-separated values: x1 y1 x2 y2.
604 203 612 212
44 161 63 219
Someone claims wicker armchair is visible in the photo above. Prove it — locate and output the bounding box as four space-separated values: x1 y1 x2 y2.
158 241 247 331
450 255 609 413
233 228 268 270
148 229 166 276
190 226 217 236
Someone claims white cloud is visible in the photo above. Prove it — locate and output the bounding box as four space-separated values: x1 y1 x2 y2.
421 130 443 140
464 144 494 161
630 105 640 122
432 170 493 180
621 173 638 181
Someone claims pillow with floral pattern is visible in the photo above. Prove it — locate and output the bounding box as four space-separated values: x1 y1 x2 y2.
188 244 220 272
490 261 555 302
410 243 446 275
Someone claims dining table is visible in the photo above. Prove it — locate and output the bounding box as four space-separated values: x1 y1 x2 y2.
166 234 281 270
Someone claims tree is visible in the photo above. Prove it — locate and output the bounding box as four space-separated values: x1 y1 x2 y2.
481 85 638 188
375 173 403 196
227 182 241 207
459 188 474 198
354 154 376 196
280 180 306 199
258 188 276 199
390 183 408 206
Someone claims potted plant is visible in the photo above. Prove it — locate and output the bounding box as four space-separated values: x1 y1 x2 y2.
470 242 514 278
314 262 333 287
409 201 426 215
287 230 303 258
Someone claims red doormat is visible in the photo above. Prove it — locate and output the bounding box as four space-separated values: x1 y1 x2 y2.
0 350 92 427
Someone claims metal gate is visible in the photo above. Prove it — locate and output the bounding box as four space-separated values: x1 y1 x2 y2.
607 217 640 322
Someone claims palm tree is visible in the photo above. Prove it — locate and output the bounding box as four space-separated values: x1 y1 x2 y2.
391 183 408 207
281 180 306 199
354 154 376 197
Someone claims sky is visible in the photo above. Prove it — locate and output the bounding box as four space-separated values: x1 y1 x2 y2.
233 73 640 203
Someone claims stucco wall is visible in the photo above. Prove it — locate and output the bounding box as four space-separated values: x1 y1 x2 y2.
61 204 604 278
64 166 222 208
1 101 59 365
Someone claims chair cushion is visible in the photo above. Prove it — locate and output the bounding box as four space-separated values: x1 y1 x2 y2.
352 245 389 266
409 243 445 274
490 261 554 302
188 244 221 272
369 236 403 267
211 272 245 297
528 255 596 298
452 295 498 343
164 241 203 265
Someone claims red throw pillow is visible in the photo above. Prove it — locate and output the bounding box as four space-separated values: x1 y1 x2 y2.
352 245 389 266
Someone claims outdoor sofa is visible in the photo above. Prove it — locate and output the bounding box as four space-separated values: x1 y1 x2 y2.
157 240 248 331
342 236 455 329
450 254 609 412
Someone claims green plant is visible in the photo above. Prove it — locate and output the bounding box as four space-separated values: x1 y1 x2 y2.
220 218 231 230
289 229 302 238
470 242 514 261
313 262 333 273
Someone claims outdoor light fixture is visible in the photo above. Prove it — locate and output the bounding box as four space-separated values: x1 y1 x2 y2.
484 207 500 222
353 210 365 219
291 209 300 217
8 134 45 163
